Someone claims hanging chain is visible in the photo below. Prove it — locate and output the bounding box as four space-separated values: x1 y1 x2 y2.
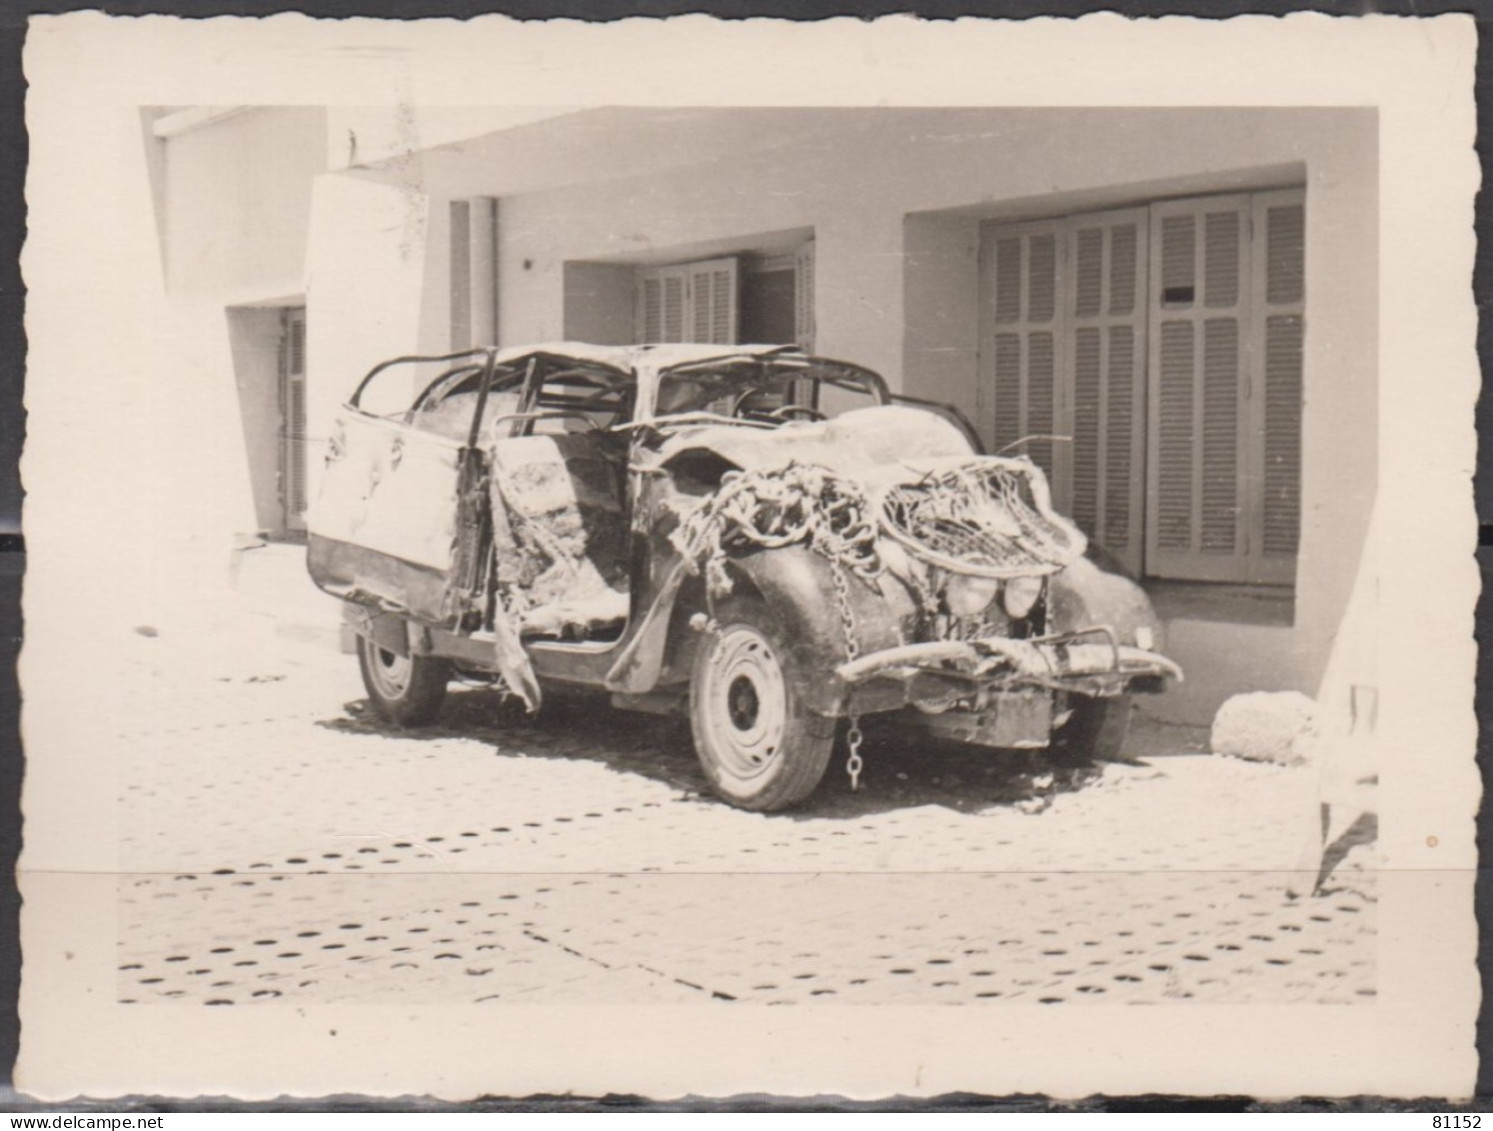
673 464 880 792
845 719 865 792
831 558 866 791
672 463 881 598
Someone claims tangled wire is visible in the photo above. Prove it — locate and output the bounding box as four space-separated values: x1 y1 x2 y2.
671 462 881 596
878 459 1085 577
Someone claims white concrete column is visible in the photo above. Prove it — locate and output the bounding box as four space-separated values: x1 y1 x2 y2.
469 197 498 346
451 197 498 349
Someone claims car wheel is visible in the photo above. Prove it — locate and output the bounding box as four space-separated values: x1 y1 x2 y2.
356 633 451 727
1053 692 1132 763
690 602 836 812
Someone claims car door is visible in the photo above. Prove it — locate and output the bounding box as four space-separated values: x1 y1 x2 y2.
308 352 495 624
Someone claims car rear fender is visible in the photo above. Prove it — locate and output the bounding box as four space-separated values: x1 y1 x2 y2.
343 602 412 657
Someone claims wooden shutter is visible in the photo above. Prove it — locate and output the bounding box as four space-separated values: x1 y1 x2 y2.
1065 208 1149 576
978 221 1065 495
637 264 683 342
280 307 309 533
688 257 739 344
637 258 739 344
1247 188 1305 585
1145 195 1252 581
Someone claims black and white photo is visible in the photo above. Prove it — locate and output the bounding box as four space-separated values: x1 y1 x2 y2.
14 12 1478 1101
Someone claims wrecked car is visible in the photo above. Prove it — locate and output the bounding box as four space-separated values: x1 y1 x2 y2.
307 343 1181 811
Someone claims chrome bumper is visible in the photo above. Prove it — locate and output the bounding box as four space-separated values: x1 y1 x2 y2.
835 629 1183 688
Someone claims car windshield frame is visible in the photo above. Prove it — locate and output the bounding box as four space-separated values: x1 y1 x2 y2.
348 349 638 441
649 350 891 423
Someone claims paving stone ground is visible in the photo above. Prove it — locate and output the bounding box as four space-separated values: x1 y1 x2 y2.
114 545 1376 1008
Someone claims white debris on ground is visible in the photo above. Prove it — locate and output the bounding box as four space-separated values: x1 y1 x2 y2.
1211 690 1322 766
110 543 1376 1008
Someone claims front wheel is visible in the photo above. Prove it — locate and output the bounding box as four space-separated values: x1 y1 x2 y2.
1053 691 1133 763
690 602 836 812
356 633 451 727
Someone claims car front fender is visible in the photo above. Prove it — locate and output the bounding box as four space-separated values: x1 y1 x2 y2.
1045 556 1164 651
725 546 917 715
605 544 916 716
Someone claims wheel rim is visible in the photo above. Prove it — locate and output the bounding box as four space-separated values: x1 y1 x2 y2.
700 624 788 781
366 644 413 700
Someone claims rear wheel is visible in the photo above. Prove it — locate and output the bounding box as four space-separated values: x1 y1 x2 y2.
690 602 835 811
1053 692 1133 763
356 633 451 727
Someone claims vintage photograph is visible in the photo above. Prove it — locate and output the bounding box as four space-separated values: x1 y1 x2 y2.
15 14 1477 1101
112 103 1375 1009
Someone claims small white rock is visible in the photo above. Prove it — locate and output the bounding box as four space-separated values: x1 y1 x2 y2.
1210 691 1321 766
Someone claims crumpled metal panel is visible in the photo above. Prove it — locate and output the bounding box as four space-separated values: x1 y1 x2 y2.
309 411 462 573
657 403 972 476
1047 555 1164 648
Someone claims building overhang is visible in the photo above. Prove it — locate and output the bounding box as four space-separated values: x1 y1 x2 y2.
151 106 256 139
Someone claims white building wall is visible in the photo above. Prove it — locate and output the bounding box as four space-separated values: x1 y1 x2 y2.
164 106 326 299
126 107 334 550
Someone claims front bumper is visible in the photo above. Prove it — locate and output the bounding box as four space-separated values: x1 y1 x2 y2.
835 627 1183 699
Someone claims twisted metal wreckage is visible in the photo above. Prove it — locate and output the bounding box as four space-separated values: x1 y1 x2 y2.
308 343 1182 811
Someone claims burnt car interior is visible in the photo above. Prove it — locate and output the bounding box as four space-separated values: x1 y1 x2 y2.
395 354 636 642
347 348 984 648
361 349 891 646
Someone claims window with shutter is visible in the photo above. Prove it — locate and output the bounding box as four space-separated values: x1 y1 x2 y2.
640 274 664 342
1065 208 1149 576
978 187 1303 589
662 272 685 341
636 257 739 344
977 221 1065 494
1145 195 1253 581
1249 189 1305 585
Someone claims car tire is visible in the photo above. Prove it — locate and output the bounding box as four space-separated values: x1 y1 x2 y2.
356 632 451 727
1053 692 1132 763
689 600 836 812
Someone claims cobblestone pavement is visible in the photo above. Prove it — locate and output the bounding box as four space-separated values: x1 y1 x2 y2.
115 546 1376 1008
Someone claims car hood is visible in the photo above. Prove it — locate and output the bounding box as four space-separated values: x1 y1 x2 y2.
654 404 976 478
657 402 1089 579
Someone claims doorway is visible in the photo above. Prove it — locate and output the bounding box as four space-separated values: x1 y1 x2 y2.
278 307 308 535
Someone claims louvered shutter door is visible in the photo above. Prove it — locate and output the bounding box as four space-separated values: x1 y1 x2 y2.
978 221 1065 497
637 258 738 344
637 264 689 342
1065 208 1149 576
1247 189 1305 585
1145 196 1252 581
687 257 740 345
639 274 664 342
662 271 685 341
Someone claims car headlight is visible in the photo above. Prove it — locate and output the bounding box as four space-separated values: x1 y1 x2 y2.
946 573 1001 617
1002 575 1043 619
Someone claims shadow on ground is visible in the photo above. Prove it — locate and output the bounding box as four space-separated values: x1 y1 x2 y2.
319 685 1208 820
